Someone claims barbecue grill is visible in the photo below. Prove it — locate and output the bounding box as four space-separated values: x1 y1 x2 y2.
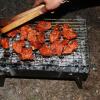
0 19 90 89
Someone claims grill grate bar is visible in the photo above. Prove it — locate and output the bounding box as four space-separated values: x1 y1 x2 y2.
0 19 89 74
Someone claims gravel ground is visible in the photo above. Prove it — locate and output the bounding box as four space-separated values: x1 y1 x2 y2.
0 0 100 100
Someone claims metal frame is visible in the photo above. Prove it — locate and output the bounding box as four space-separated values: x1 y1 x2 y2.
0 19 90 89
0 70 88 89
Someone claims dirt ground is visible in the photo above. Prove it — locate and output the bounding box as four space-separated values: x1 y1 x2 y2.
0 0 100 100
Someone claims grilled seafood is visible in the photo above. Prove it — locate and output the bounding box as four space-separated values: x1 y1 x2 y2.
50 40 63 56
62 40 78 54
7 30 18 38
12 40 25 53
20 25 30 40
28 29 45 49
20 48 34 60
50 25 60 43
39 44 52 56
35 21 51 32
0 38 9 49
62 24 77 40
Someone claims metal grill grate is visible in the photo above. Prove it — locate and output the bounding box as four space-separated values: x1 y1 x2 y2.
0 19 90 74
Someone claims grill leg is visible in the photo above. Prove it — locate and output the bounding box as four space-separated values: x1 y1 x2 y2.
75 77 83 89
0 77 5 87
